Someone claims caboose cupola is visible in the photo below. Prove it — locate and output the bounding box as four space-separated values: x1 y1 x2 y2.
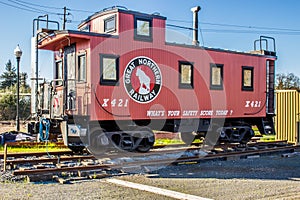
77 6 167 43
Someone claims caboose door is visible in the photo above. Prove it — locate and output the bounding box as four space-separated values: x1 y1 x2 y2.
266 59 275 115
64 44 76 110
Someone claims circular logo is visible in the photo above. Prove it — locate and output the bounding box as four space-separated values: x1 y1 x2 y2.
124 56 162 103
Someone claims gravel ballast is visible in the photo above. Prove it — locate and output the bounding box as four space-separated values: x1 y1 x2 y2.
0 152 300 199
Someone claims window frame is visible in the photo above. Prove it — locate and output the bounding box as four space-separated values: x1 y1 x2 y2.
77 53 87 82
55 59 63 86
210 63 224 90
79 24 90 32
178 61 194 89
242 66 254 91
100 54 119 86
134 16 153 42
104 15 116 33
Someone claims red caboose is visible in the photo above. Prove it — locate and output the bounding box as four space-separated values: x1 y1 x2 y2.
30 6 277 153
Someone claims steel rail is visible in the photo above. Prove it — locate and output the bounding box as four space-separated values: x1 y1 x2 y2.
0 150 73 159
109 145 300 168
6 155 95 166
11 144 299 178
13 164 112 176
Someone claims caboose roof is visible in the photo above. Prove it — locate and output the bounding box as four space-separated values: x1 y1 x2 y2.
38 29 276 59
78 6 166 29
37 6 276 59
166 42 277 59
38 30 118 51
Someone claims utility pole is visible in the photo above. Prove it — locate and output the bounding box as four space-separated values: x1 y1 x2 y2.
63 6 67 30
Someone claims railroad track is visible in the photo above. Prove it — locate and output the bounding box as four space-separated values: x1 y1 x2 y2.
1 141 297 183
1 140 278 166
1 136 262 149
0 150 73 159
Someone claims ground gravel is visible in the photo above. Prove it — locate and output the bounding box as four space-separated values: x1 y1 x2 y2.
0 152 300 199
119 153 300 200
0 180 175 200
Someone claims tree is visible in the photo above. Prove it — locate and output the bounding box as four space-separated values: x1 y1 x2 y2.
0 60 17 89
20 72 28 88
0 60 31 120
0 85 31 120
276 73 300 90
0 90 16 120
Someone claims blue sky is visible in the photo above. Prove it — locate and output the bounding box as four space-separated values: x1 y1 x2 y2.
0 0 300 80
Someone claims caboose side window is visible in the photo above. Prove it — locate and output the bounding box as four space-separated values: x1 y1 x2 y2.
210 63 223 90
134 16 152 42
100 54 119 86
179 61 194 89
242 66 254 91
78 54 86 82
55 60 63 85
104 15 116 33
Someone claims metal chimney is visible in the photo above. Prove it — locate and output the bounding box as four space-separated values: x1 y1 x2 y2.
191 6 201 46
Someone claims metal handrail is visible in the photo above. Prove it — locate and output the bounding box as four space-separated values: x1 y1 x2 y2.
254 36 276 52
33 18 60 37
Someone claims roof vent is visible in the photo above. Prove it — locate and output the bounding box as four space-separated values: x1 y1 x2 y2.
191 6 201 46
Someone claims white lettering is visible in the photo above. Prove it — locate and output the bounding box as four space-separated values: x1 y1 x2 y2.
168 110 180 117
245 101 250 107
101 99 129 108
245 100 262 108
216 110 228 116
129 89 135 95
147 110 165 117
183 110 198 116
199 110 213 116
102 99 109 107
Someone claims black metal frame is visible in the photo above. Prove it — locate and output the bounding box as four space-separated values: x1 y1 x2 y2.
100 54 120 86
242 66 254 91
104 15 116 33
134 16 153 42
77 53 87 82
178 61 194 89
55 60 63 86
210 63 224 90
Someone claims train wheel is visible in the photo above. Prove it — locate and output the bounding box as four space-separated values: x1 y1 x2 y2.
180 132 196 145
87 127 109 156
135 127 155 152
240 127 254 144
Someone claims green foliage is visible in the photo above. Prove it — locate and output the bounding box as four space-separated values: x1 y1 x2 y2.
0 84 31 120
0 59 30 90
0 91 16 120
20 72 29 88
0 60 31 120
0 60 17 89
276 73 300 90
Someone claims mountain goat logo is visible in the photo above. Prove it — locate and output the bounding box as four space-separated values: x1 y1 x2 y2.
124 56 162 103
